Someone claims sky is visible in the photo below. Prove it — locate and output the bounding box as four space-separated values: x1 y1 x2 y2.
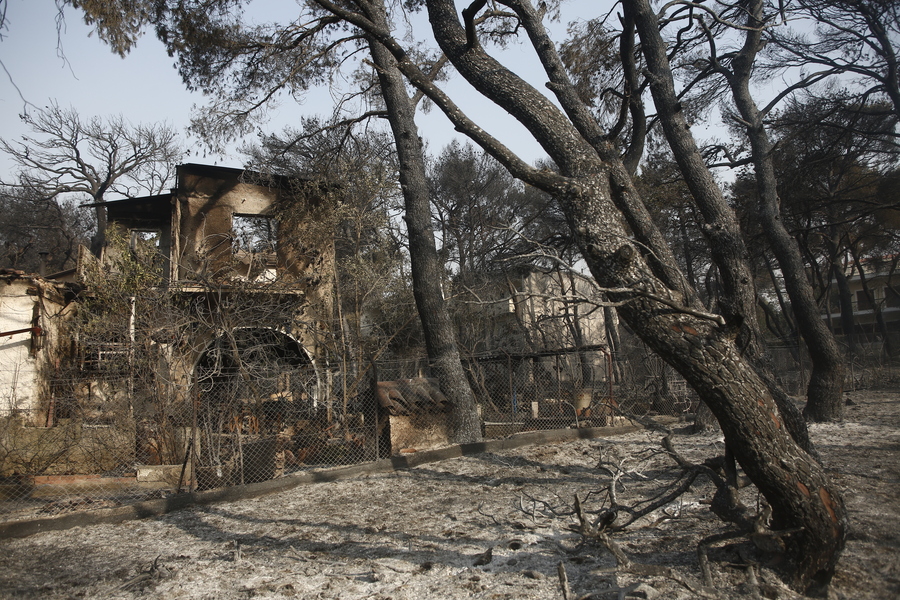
0 1 195 170
0 0 573 188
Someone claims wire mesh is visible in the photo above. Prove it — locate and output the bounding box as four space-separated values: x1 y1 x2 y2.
0 362 381 523
0 344 711 524
462 347 700 434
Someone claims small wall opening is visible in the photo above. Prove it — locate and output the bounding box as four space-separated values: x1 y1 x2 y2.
232 214 278 282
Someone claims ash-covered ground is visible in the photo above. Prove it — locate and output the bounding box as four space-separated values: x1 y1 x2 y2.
0 390 897 600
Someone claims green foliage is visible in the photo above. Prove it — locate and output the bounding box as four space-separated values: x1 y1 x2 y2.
82 226 162 303
67 0 153 56
749 92 899 262
72 226 166 370
149 0 350 147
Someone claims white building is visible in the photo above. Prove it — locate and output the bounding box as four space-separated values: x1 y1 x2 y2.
0 270 74 425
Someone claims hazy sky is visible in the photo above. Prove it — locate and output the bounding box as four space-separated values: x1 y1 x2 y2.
0 0 566 185
0 1 195 170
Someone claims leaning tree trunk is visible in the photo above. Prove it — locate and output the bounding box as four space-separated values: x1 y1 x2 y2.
566 174 847 593
365 13 482 443
419 0 847 590
626 0 813 450
723 0 844 423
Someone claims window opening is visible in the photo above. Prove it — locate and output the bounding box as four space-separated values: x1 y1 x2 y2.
130 230 161 250
885 287 900 309
231 214 278 281
232 215 277 255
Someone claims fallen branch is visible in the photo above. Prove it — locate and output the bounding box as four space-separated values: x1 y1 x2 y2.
573 493 723 598
119 555 161 592
662 433 755 531
558 561 573 600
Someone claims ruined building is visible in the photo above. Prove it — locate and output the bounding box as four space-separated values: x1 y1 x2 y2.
0 164 352 489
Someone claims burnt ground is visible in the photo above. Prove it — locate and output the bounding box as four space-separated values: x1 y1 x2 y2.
0 389 897 600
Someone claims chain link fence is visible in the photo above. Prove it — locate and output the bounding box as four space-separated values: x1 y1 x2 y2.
461 347 697 436
0 362 379 523
12 337 898 525
0 342 706 524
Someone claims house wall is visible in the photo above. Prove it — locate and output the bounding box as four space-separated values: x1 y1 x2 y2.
455 269 610 356
100 164 336 369
177 169 265 280
0 273 71 426
175 167 332 283
515 270 607 347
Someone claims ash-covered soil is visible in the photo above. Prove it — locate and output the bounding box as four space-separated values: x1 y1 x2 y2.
0 390 897 600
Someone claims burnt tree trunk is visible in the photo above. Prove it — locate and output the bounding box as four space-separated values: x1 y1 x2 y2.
626 0 813 451
565 170 845 595
90 202 108 258
717 0 845 423
364 10 482 443
828 238 856 356
419 0 846 590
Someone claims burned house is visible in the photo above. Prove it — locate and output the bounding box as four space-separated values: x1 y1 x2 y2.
100 164 348 487
0 164 363 491
98 162 334 392
823 256 900 353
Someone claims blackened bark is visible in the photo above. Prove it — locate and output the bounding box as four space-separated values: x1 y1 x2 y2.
626 0 813 452
618 11 646 176
364 5 482 443
90 203 108 257
720 0 844 422
625 0 761 364
505 0 690 301
423 0 846 589
828 240 856 355
692 401 718 432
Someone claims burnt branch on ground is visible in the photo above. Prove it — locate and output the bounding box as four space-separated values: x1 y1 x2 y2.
507 422 803 597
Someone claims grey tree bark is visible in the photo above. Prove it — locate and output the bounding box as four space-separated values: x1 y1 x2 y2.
625 0 814 450
717 0 845 422
411 0 846 590
363 2 482 443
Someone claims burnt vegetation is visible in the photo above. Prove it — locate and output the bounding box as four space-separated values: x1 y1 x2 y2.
0 0 898 595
